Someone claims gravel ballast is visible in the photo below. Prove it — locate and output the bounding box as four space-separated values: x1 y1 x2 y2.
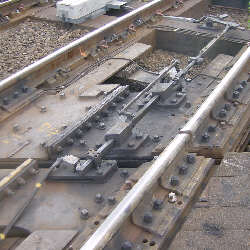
137 50 211 79
0 19 88 80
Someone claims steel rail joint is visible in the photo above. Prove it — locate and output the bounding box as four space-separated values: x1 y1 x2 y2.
0 0 168 93
80 46 250 250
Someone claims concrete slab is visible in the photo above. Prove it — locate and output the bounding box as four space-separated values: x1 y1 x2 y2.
214 152 250 177
182 207 250 231
170 230 250 250
66 42 152 97
202 54 233 78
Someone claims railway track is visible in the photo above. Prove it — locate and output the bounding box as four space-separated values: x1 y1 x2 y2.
0 0 249 249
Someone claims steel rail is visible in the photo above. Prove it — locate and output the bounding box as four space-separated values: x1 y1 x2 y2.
0 0 167 93
80 46 250 250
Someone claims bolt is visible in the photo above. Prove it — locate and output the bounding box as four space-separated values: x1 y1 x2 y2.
95 193 104 203
116 96 124 103
186 154 195 164
61 125 67 130
218 109 227 118
168 192 177 203
3 97 9 105
206 20 213 27
185 102 191 108
179 165 188 175
124 180 133 190
201 133 210 143
94 115 101 123
143 212 153 224
29 167 39 175
176 92 183 98
170 176 179 186
84 122 92 130
95 143 102 149
60 92 66 98
40 106 47 113
208 125 216 133
13 124 20 132
75 129 83 138
232 91 240 99
98 122 106 130
22 86 28 93
17 177 26 185
80 139 86 146
96 169 103 175
153 199 163 210
80 209 89 220
240 80 247 87
128 142 135 148
101 111 109 117
136 133 143 140
171 98 177 104
137 103 144 109
13 91 19 98
66 138 74 146
121 241 132 250
236 85 244 93
152 135 160 143
108 196 116 205
175 63 180 72
56 146 63 153
220 121 226 126
123 90 130 98
120 169 129 178
109 102 116 109
224 103 231 111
